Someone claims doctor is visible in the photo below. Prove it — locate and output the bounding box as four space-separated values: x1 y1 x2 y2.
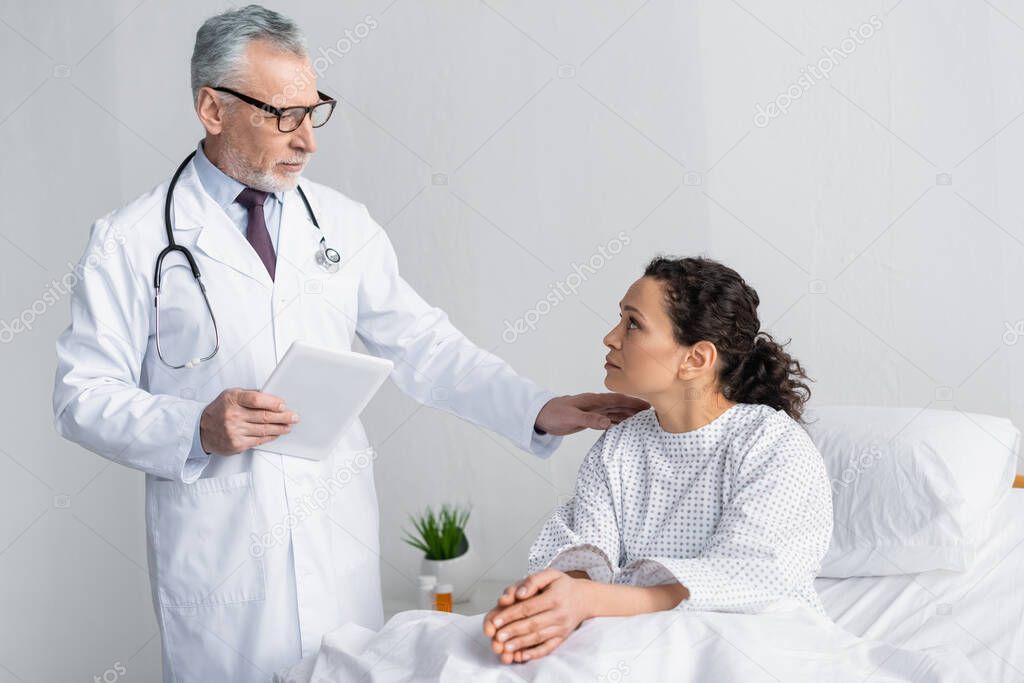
52 4 646 682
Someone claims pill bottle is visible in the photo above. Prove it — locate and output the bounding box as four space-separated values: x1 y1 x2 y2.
417 575 437 610
434 583 453 612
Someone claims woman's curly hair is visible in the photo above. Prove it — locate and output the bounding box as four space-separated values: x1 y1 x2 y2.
643 255 812 422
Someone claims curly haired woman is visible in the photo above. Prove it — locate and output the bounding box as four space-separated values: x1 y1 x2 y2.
483 255 833 664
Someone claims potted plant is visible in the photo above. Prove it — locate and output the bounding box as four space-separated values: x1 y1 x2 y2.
403 504 479 603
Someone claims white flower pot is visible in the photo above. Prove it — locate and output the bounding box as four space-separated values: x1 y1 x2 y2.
420 543 479 604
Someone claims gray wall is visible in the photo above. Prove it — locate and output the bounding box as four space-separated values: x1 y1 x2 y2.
1 0 1022 680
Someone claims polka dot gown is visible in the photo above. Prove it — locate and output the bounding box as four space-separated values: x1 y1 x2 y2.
527 403 834 617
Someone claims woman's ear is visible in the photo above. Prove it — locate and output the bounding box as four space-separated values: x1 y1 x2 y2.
677 341 718 380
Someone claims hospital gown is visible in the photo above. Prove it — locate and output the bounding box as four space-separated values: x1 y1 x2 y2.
527 402 833 617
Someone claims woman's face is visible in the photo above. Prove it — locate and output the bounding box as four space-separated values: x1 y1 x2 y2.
603 276 690 398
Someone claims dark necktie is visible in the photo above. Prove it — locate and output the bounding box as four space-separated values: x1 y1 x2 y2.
236 187 276 281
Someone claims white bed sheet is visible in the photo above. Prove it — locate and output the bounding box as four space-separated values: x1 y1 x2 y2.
277 600 980 682
276 492 1024 682
816 488 1024 682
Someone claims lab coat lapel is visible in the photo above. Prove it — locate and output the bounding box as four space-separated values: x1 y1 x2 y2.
172 160 273 289
276 183 316 281
269 184 320 363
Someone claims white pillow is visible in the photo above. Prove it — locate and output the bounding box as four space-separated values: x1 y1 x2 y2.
803 405 1019 578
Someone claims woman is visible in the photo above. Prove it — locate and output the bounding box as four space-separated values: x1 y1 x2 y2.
483 255 833 664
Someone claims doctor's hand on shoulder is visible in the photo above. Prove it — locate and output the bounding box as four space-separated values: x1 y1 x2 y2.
534 393 649 436
198 389 300 455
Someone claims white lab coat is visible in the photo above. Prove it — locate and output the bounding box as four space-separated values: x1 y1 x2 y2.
52 157 562 682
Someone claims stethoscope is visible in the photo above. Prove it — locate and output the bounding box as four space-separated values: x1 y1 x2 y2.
154 150 342 369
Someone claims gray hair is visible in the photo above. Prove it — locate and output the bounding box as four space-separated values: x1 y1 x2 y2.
190 4 307 103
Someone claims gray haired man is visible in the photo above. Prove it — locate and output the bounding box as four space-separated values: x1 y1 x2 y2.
53 4 647 680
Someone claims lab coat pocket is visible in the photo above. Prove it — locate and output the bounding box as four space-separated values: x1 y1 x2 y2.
148 471 266 607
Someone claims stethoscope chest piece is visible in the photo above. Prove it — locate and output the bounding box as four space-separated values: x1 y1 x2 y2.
316 243 341 273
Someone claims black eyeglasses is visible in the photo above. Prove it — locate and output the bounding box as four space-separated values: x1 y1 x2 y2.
211 86 337 133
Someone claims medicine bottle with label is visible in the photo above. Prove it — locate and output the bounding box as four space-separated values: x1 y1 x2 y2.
433 583 453 612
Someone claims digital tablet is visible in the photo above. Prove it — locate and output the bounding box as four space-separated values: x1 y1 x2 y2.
259 341 393 460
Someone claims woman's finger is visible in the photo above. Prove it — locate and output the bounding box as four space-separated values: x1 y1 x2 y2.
485 581 531 638
485 586 519 636
503 624 563 655
517 635 565 663
494 585 517 609
491 593 554 629
494 613 553 648
512 569 562 602
503 582 522 602
483 607 501 637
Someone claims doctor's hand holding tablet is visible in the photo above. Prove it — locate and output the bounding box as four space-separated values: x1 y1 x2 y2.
197 388 298 455
195 341 396 461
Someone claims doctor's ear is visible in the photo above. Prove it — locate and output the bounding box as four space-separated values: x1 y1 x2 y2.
676 340 718 379
195 87 227 136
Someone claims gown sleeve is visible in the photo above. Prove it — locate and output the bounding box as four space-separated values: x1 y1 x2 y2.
526 433 623 582
620 420 833 614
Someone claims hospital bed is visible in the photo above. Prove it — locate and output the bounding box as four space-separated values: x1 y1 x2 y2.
278 409 1024 682
278 480 1024 682
815 481 1024 681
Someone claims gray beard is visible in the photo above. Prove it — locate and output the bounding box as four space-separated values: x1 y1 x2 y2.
220 144 300 193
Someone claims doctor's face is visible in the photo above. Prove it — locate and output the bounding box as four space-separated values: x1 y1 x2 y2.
197 39 320 193
602 277 693 399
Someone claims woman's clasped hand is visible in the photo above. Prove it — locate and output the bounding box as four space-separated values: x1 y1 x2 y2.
482 569 591 664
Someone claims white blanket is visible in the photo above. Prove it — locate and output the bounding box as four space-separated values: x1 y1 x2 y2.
275 601 982 682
